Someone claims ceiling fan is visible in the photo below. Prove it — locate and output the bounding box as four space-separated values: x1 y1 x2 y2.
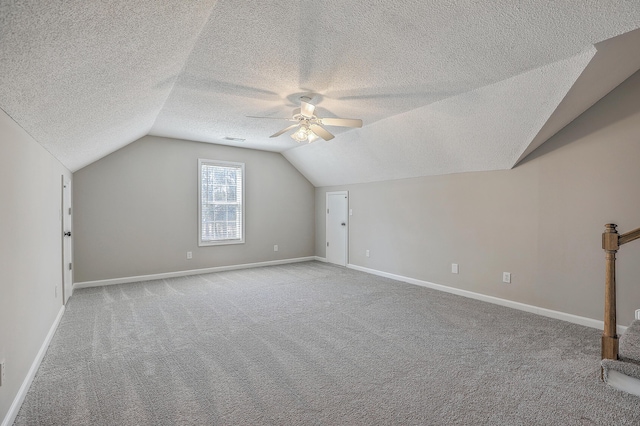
248 96 363 143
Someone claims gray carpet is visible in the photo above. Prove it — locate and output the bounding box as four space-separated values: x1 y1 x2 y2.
14 262 640 425
620 320 640 364
602 320 640 382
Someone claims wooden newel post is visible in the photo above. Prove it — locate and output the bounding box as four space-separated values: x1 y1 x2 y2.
602 223 619 361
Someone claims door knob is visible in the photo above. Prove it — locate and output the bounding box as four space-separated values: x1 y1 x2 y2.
64 231 71 237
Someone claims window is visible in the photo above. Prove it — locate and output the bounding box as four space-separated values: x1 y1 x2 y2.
198 159 245 246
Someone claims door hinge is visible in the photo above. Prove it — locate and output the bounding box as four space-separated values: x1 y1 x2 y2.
327 209 329 214
69 262 72 270
327 242 329 247
68 207 71 215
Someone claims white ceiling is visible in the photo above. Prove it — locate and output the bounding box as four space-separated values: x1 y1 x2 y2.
1 1 640 186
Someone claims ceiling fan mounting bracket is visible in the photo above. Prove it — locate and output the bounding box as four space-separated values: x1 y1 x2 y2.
292 113 317 125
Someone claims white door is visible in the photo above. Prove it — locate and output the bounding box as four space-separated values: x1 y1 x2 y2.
326 191 348 266
62 177 73 304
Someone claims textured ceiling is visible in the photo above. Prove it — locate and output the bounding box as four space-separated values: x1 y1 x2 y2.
1 1 640 185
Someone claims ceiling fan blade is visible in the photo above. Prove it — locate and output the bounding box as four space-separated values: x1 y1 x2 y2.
309 124 334 141
247 116 295 121
300 101 315 118
270 124 299 138
320 117 363 128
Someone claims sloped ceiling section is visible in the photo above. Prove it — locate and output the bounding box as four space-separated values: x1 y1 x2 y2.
284 48 597 186
0 0 218 171
514 27 640 165
1 1 640 184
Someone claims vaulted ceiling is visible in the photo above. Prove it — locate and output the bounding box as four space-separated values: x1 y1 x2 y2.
1 1 640 186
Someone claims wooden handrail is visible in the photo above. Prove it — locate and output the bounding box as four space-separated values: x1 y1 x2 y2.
619 227 640 246
601 223 640 368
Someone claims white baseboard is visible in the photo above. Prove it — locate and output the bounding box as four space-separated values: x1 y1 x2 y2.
2 305 65 426
314 256 327 262
347 263 627 334
74 256 317 289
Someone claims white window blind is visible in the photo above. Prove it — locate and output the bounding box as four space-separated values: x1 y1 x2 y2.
198 159 245 246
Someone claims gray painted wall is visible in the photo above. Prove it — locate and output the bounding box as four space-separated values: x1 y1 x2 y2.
73 136 315 282
316 70 640 325
0 109 72 422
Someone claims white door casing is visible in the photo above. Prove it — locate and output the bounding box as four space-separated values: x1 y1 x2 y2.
326 191 348 266
62 177 73 304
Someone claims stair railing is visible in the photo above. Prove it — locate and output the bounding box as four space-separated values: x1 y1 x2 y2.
602 223 640 361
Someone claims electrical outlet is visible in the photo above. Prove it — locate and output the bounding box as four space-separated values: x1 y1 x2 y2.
186 251 192 260
349 209 353 216
503 272 511 283
0 360 5 387
274 245 278 252
366 250 370 257
636 309 640 320
451 263 459 274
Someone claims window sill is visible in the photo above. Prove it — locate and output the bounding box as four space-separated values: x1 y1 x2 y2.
198 239 245 247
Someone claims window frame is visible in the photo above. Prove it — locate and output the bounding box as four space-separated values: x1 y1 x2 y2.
198 159 245 247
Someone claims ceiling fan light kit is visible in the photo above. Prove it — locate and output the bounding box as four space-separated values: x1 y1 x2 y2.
291 125 311 142
249 96 363 143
